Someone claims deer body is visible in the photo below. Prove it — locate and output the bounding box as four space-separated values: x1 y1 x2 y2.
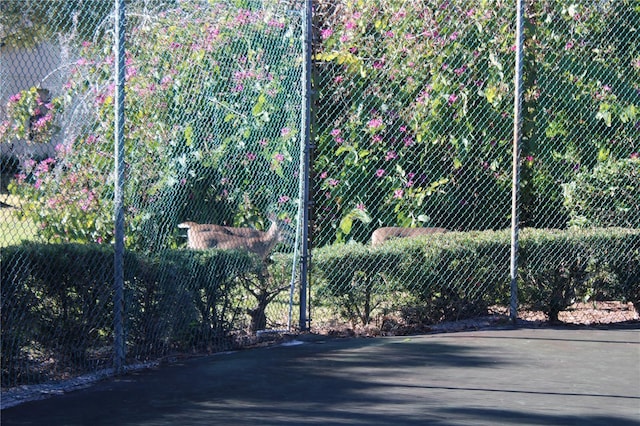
371 226 448 246
178 220 281 259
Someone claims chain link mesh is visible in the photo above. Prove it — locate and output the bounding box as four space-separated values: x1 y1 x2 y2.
1 0 118 388
1 0 305 388
1 0 638 391
309 0 639 331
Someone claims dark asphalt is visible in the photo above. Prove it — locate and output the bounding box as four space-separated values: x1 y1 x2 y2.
2 328 639 425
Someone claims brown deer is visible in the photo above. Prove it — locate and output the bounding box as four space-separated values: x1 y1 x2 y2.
177 220 282 260
371 226 448 246
178 218 286 332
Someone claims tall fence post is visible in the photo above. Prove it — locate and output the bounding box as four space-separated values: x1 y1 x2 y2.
510 0 525 325
113 0 126 374
299 0 313 331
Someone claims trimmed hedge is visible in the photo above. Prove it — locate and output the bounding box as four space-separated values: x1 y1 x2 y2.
312 228 640 325
1 243 261 386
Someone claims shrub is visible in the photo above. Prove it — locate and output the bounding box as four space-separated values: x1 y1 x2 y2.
0 242 263 386
313 230 511 326
3 1 302 250
518 228 640 322
312 228 639 326
312 0 639 243
1 243 115 385
563 157 640 228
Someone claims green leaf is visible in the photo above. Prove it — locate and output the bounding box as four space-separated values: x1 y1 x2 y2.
596 103 612 127
339 216 353 235
252 94 266 116
184 124 194 147
597 147 610 162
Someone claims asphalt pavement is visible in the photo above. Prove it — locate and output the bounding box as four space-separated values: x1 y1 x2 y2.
2 327 639 425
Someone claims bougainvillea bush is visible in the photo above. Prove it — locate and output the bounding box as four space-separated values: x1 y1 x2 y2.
2 0 638 249
3 0 303 250
312 0 639 245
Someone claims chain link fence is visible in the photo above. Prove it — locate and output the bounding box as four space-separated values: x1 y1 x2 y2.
309 0 639 331
1 0 306 389
1 0 639 392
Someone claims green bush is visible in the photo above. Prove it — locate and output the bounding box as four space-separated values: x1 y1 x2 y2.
563 158 640 228
312 228 639 326
0 242 262 386
519 228 640 321
313 231 511 326
312 0 639 243
3 1 301 250
1 243 115 384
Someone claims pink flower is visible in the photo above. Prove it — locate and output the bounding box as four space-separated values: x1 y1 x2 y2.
448 93 458 105
259 139 268 147
356 203 366 211
246 152 256 161
281 127 291 137
403 136 415 147
334 75 344 83
385 150 397 161
330 128 341 137
372 135 383 143
328 178 339 187
375 169 385 178
9 93 21 103
319 171 328 179
631 152 639 159
321 28 333 39
274 153 285 163
278 195 290 204
454 66 466 76
368 118 383 129
394 189 404 199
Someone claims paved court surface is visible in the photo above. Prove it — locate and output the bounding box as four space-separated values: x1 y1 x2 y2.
2 327 639 425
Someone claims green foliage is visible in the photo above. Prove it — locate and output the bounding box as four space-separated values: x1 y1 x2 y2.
0 242 261 386
1 243 115 384
313 243 397 325
313 231 511 325
313 0 515 244
312 0 640 243
519 0 639 227
3 1 302 250
125 248 262 355
518 228 640 322
0 87 63 145
563 158 640 228
312 228 640 326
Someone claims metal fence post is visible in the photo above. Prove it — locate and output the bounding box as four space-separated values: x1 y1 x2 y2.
113 0 126 374
299 0 313 331
510 0 525 325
